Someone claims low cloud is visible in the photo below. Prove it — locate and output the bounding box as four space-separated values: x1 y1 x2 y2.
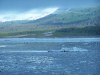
0 7 58 22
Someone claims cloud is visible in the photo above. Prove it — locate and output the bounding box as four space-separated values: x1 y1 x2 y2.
0 7 58 22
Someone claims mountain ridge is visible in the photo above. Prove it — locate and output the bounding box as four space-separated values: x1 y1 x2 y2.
0 6 100 37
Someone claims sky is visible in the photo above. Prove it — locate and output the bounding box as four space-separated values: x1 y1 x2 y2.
0 0 99 22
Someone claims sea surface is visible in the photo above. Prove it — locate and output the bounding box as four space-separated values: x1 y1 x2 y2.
0 38 100 75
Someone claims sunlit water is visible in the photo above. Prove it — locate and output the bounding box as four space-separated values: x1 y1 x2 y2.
0 38 100 75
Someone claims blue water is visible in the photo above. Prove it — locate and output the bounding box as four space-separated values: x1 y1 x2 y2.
0 38 100 43
0 38 100 75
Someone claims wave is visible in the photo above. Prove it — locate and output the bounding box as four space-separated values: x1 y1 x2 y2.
0 45 7 48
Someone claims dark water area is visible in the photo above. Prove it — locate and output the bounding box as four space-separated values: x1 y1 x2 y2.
0 38 100 75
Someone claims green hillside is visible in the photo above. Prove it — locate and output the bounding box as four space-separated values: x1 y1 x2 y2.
0 6 100 38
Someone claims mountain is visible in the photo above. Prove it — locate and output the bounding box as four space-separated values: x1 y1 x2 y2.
27 6 100 25
0 6 100 38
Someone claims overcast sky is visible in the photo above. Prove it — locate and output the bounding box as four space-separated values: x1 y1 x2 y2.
0 0 99 12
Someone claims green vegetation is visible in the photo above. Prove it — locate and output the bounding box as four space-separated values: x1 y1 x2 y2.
0 26 100 38
53 26 100 37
